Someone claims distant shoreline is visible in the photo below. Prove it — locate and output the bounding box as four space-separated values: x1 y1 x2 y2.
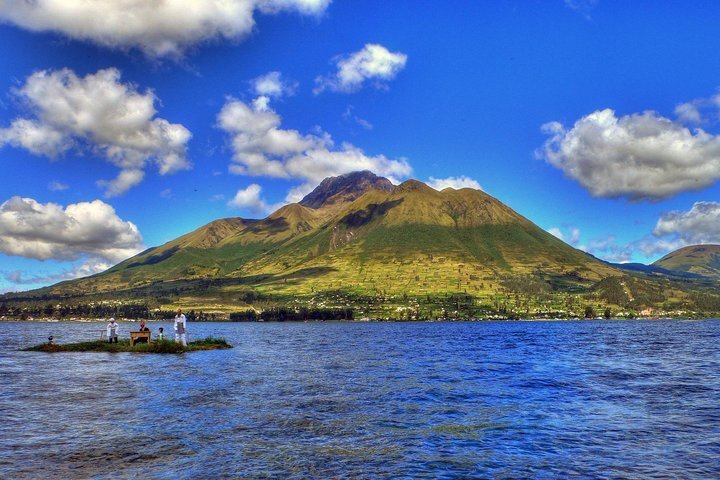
2 316 716 323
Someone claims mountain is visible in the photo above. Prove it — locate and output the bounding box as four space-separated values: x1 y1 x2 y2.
299 170 394 209
20 171 622 308
653 245 720 279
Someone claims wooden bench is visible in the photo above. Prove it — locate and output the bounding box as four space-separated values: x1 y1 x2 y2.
130 331 151 346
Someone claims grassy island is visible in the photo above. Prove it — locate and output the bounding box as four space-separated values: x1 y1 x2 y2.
24 337 232 354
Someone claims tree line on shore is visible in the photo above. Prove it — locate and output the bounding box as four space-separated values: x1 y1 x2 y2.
0 302 355 322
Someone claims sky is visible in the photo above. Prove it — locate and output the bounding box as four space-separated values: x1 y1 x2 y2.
2 0 720 293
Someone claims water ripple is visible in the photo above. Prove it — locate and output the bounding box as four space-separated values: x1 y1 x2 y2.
1 319 719 478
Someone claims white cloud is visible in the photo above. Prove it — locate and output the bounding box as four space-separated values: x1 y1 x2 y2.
578 203 720 263
674 92 720 124
160 188 173 199
653 201 720 245
0 0 331 58
48 180 69 191
315 43 407 94
251 71 296 98
0 68 191 197
3 259 113 287
217 98 412 202
547 226 581 246
427 176 482 191
97 169 145 198
674 102 703 124
0 196 144 264
227 184 283 214
548 227 564 240
538 108 720 201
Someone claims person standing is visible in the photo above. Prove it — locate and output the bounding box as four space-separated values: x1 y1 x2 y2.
107 318 119 343
174 308 187 346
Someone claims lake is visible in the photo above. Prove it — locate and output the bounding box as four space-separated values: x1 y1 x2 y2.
1 319 719 478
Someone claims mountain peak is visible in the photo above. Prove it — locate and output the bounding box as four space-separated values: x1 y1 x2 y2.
299 170 394 209
394 179 435 194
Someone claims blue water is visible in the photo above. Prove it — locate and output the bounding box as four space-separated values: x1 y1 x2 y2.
0 319 719 479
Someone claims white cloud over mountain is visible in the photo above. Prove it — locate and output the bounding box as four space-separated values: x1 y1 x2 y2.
0 68 191 197
3 259 115 287
227 183 283 213
217 97 412 202
315 44 407 94
0 0 331 58
0 196 143 265
548 226 581 246
538 108 720 201
427 176 483 191
575 202 720 264
653 201 720 246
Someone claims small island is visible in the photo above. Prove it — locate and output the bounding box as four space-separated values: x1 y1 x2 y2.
24 337 232 354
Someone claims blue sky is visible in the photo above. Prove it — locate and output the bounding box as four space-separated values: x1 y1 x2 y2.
2 0 720 292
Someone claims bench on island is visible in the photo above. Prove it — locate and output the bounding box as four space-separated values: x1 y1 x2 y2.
130 331 151 346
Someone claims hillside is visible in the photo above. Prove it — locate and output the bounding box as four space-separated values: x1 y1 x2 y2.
653 245 720 279
5 172 720 319
26 171 616 296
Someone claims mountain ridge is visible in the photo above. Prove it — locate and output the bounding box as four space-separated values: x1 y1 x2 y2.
5 172 720 318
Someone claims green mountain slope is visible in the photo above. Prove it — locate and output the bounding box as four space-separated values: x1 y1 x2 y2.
9 171 720 318
653 245 720 279
31 171 620 303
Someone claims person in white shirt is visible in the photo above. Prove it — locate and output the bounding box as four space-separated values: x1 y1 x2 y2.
174 308 187 346
107 318 119 343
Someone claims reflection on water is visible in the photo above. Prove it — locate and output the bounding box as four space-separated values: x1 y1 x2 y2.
1 319 719 478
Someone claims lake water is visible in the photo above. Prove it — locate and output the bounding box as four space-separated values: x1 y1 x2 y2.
1 319 719 479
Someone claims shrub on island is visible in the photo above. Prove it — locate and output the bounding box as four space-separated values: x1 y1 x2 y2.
24 337 232 353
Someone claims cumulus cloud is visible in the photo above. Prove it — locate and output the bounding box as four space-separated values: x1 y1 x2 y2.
0 68 191 197
227 184 283 213
0 197 144 269
427 176 482 191
653 201 720 246
0 0 331 58
577 202 720 264
217 98 412 202
538 108 720 201
251 71 296 98
674 92 720 124
315 43 407 94
97 169 145 198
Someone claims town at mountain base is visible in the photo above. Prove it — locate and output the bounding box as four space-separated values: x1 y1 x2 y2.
3 171 720 320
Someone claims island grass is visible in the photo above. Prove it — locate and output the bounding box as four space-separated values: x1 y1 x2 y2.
24 337 232 354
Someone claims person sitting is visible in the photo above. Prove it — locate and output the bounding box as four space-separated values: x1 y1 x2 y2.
157 327 166 341
134 321 150 343
107 318 119 343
